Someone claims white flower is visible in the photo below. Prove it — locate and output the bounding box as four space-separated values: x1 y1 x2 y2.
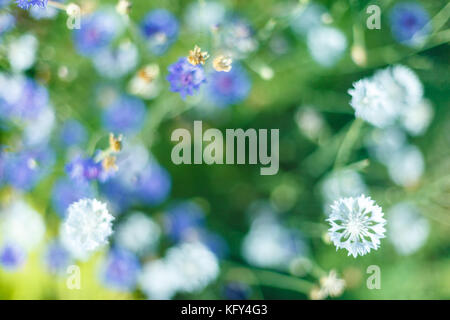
319 270 346 298
8 34 38 72
387 145 424 187
165 242 219 293
399 99 433 136
365 127 407 164
139 260 180 300
61 198 114 259
307 26 347 67
1 200 45 251
349 78 397 127
327 195 386 258
115 212 161 255
388 202 429 255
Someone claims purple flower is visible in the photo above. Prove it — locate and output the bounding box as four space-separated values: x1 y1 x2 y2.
44 241 71 274
164 201 205 242
15 0 47 10
0 244 26 271
3 146 54 190
101 248 140 291
73 9 123 56
390 2 431 47
51 178 95 217
66 155 102 183
167 57 206 99
207 64 251 107
60 120 87 147
102 95 146 134
134 162 171 206
140 9 179 55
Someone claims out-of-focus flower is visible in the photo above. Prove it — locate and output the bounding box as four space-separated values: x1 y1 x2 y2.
327 195 386 258
307 26 347 67
290 2 326 36
139 259 180 300
187 45 209 66
29 1 59 19
206 64 251 107
321 169 368 213
164 201 205 242
167 57 206 99
23 105 55 146
115 212 161 255
390 2 431 47
386 144 424 187
92 41 139 79
388 202 429 255
0 244 26 271
295 106 326 141
219 17 258 59
101 247 141 291
140 9 178 55
59 120 87 147
8 34 38 72
213 55 232 72
128 64 161 99
242 214 307 268
66 155 103 183
44 241 71 274
3 146 54 191
319 270 345 298
223 282 252 300
1 200 46 251
102 95 146 134
165 242 219 293
0 74 49 121
184 1 225 32
51 178 95 218
134 162 171 206
61 198 114 260
73 9 124 56
365 127 407 164
116 0 131 15
399 99 433 136
0 13 15 38
15 0 47 10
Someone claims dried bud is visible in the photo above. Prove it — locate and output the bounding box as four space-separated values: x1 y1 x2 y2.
213 55 232 72
187 45 209 66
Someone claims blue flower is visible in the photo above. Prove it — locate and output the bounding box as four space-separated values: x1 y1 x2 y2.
0 244 26 271
0 13 15 38
15 0 47 10
66 155 102 183
164 201 205 242
73 9 123 56
134 162 171 206
167 57 206 99
60 120 87 147
140 9 178 55
44 241 71 274
3 146 54 190
101 248 140 291
223 282 252 300
51 178 95 217
206 64 251 107
102 95 146 134
100 178 133 211
390 2 431 47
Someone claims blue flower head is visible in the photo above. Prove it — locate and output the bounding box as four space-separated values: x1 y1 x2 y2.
44 241 71 274
102 95 146 135
51 178 95 217
134 162 171 206
15 0 47 10
390 2 431 47
60 120 87 147
140 9 179 55
207 64 251 107
101 248 140 291
0 244 26 271
167 57 206 99
66 155 103 183
164 201 205 242
73 9 124 56
223 282 252 300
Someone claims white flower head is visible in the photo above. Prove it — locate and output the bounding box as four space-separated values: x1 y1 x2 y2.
387 145 424 187
307 26 347 67
327 195 386 258
61 198 114 259
165 242 219 293
319 269 346 298
139 260 180 300
115 212 161 255
388 202 429 255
